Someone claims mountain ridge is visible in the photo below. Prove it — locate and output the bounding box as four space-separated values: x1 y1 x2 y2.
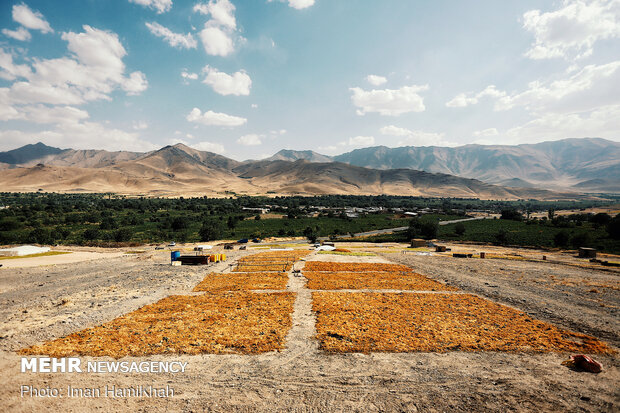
0 138 616 198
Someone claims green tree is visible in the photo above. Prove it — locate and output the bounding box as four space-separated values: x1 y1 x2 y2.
495 229 508 245
171 217 189 231
99 217 118 230
455 222 466 236
199 220 223 241
28 227 52 244
553 230 570 248
500 209 523 221
114 228 132 242
607 214 620 240
83 228 100 241
303 226 317 243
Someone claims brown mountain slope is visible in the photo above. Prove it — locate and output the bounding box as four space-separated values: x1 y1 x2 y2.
233 160 588 200
0 145 593 200
19 148 143 168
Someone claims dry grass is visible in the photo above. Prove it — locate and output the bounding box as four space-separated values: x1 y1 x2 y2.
313 292 614 354
21 292 296 358
0 251 71 260
193 272 289 292
303 261 413 273
304 271 456 291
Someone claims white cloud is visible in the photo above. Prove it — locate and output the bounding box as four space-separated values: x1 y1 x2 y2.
12 3 53 34
237 134 263 146
350 85 428 116
506 105 620 143
202 65 251 96
122 71 148 95
145 22 197 49
523 0 620 60
0 26 148 106
2 27 31 41
181 70 198 80
194 0 236 29
192 141 226 153
447 62 620 115
20 105 89 124
472 128 499 137
129 0 173 14
380 125 455 147
186 107 247 126
133 121 148 130
0 121 156 152
366 74 387 86
446 85 505 108
495 61 620 113
0 50 32 81
199 26 234 56
317 145 338 152
347 136 375 146
194 0 242 57
379 125 410 136
287 0 315 9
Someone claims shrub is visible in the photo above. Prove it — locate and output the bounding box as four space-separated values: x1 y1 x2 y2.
500 209 523 221
199 220 223 241
570 232 590 249
553 230 570 248
495 229 508 245
606 214 620 240
83 228 100 241
455 222 466 236
114 228 132 242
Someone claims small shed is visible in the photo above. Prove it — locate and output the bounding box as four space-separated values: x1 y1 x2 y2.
410 239 426 248
578 247 597 258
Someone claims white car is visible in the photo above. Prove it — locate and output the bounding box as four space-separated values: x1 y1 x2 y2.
168 242 176 247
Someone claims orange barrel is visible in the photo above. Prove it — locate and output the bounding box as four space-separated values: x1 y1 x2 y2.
209 254 216 262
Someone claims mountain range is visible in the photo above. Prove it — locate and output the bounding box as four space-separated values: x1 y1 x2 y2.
0 138 617 199
272 138 620 193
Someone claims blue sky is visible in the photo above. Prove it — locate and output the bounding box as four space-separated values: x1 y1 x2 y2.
0 0 619 160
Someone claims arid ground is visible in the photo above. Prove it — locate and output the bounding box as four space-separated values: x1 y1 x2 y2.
0 243 618 412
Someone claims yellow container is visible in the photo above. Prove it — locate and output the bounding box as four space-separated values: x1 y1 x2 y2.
221 253 226 261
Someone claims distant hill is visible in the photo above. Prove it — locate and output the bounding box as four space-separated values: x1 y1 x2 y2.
0 138 613 199
0 143 588 200
232 159 583 200
333 138 620 192
265 149 333 163
0 142 65 165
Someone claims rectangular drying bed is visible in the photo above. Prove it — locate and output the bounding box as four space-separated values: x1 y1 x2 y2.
193 272 289 292
303 262 413 273
312 292 613 354
303 271 456 291
21 292 296 358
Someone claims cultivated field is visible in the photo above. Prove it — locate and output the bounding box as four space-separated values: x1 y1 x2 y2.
1 242 618 411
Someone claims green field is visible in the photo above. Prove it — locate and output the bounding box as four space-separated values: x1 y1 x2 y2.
364 218 620 254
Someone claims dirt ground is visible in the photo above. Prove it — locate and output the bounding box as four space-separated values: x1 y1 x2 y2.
0 243 618 412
